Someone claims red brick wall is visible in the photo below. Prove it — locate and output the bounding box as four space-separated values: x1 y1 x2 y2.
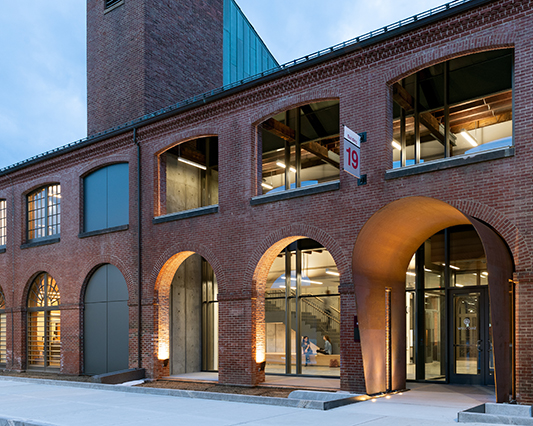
87 0 224 135
1 0 532 402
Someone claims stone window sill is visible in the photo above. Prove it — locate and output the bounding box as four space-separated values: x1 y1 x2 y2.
79 224 129 239
251 180 340 206
385 147 514 179
21 237 60 250
153 205 219 224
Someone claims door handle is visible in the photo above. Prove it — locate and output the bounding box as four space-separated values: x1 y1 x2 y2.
477 340 483 352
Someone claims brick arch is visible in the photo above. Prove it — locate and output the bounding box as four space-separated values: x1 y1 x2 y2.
250 90 341 127
77 255 135 305
150 243 224 361
77 154 132 178
246 223 350 368
20 264 58 307
22 179 62 197
385 30 515 84
151 127 220 156
448 200 530 270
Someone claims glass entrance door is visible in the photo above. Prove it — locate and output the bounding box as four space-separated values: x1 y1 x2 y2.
449 289 493 385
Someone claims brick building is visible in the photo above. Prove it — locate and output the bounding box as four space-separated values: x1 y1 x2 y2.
0 0 530 404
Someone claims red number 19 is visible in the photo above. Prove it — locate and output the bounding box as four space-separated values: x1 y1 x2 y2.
346 147 359 168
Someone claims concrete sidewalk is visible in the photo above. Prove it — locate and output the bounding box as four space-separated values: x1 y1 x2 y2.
0 378 497 426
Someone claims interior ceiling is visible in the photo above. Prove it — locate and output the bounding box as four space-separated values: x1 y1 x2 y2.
393 87 512 138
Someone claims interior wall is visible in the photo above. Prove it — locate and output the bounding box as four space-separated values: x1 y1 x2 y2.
171 254 202 374
166 152 201 214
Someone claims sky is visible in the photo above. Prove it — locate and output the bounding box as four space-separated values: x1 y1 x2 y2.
0 0 446 170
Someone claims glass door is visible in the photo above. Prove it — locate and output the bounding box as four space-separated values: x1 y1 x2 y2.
449 289 493 384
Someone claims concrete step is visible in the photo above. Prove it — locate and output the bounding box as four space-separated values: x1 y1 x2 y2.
458 403 533 424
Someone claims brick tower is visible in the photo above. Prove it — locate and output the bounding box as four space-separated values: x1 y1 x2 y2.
87 0 224 135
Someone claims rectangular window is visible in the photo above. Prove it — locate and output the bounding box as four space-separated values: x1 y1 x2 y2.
27 185 61 241
0 200 6 247
393 49 513 168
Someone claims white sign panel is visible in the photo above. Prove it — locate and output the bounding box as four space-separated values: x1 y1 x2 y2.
344 126 361 148
343 125 360 179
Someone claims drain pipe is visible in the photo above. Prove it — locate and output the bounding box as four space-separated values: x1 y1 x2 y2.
8 175 15 370
134 128 142 370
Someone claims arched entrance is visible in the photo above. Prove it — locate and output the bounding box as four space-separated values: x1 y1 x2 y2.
156 252 218 375
262 238 341 377
352 197 513 402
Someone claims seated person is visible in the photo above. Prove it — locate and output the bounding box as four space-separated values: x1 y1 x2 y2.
316 335 332 355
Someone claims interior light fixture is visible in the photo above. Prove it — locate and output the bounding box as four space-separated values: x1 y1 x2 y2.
178 157 207 170
481 272 489 277
456 284 464 287
450 265 460 270
406 272 416 277
391 140 402 151
461 130 478 147
261 182 274 190
275 161 296 173
280 275 323 285
325 269 340 276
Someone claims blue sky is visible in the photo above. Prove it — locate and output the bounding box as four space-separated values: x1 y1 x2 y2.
0 0 445 170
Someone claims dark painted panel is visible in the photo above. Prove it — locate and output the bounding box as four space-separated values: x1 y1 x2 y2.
107 163 129 228
84 167 107 232
107 264 128 302
84 265 107 303
84 302 107 375
107 300 129 372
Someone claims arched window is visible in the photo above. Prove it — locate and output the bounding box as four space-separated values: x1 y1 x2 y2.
27 185 61 240
392 49 513 168
0 287 6 365
260 101 340 194
83 164 129 233
27 273 61 370
161 137 219 215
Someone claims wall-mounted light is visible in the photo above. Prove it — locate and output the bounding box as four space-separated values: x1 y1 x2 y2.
325 269 340 276
275 161 296 173
461 130 478 147
261 182 273 190
391 140 402 150
178 157 207 170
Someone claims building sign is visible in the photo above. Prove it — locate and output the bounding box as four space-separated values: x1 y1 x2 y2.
343 125 361 179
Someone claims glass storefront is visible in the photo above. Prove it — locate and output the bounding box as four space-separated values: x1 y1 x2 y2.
405 225 493 385
265 239 340 376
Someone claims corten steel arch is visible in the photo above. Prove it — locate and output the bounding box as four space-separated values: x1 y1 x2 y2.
352 196 514 403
